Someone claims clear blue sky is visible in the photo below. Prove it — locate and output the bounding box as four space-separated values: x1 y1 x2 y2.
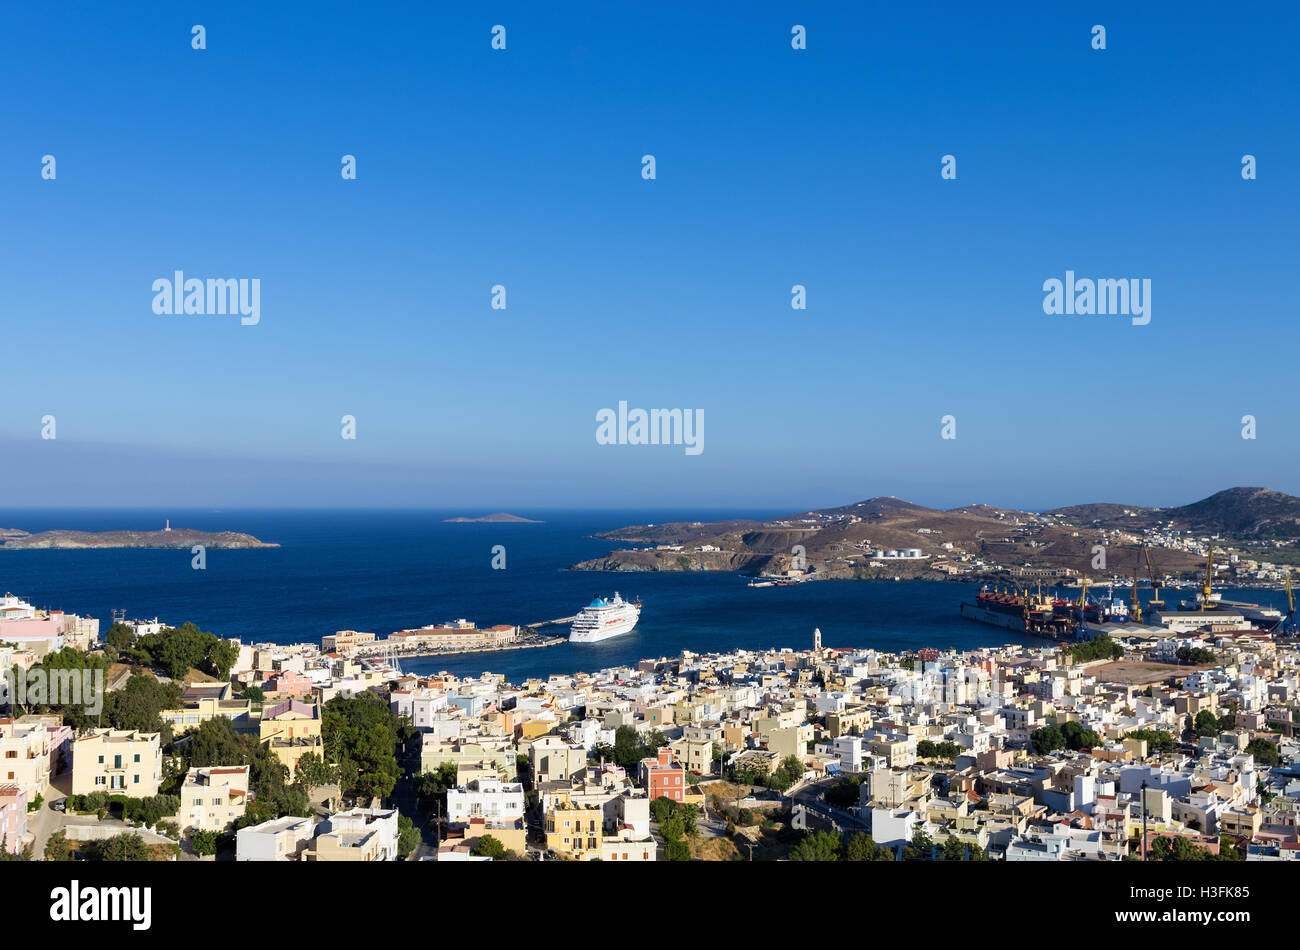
1 2 1296 511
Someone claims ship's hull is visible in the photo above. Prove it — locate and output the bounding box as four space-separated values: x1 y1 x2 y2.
960 602 1027 632
961 600 1077 639
569 614 639 643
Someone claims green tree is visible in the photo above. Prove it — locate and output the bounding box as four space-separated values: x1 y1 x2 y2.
1125 728 1176 752
607 726 669 772
766 755 805 792
294 752 337 791
96 832 150 861
103 622 136 660
1176 646 1217 666
397 815 420 859
122 795 179 826
322 692 401 802
902 828 934 861
1059 720 1102 751
190 829 219 857
824 777 861 809
243 685 265 704
472 833 506 859
185 715 249 766
665 839 691 861
414 762 459 808
789 830 842 861
1030 725 1066 755
1194 710 1220 739
12 648 111 729
44 831 73 862
206 639 239 680
107 674 182 738
941 835 987 861
1245 737 1281 767
844 831 892 861
1149 834 1240 862
1064 634 1123 663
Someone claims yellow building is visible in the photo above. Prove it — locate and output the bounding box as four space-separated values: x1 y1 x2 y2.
258 699 323 778
160 695 254 735
321 630 376 654
529 736 588 784
669 736 713 775
825 708 872 738
545 792 605 861
517 720 552 742
869 737 912 769
71 729 161 797
421 739 516 779
1219 807 1262 838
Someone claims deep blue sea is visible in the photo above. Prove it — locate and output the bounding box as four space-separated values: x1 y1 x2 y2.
0 509 1291 683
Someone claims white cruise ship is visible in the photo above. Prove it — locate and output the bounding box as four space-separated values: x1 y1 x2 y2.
569 593 640 643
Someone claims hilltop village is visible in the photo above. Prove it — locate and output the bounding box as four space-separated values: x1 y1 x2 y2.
2 588 1298 862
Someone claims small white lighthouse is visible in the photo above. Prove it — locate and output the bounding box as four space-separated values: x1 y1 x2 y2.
164 519 171 532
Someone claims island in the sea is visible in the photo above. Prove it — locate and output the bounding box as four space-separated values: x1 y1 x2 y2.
0 525 278 550
443 513 543 524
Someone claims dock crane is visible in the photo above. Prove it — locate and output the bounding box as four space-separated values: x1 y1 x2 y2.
1142 545 1164 612
1129 559 1142 625
1282 570 1298 635
1198 547 1216 611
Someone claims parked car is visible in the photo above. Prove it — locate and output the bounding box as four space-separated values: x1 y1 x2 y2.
50 798 67 813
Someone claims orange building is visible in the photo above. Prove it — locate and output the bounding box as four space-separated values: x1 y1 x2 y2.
639 747 686 803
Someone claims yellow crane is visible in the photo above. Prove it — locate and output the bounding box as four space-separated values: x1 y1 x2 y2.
1130 560 1142 624
1199 547 1215 611
1143 544 1164 612
1282 569 1297 634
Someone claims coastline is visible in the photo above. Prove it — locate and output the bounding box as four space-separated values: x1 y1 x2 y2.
567 564 1291 593
355 634 567 662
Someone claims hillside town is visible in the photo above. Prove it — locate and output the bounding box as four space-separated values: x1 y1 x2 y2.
2 586 1298 864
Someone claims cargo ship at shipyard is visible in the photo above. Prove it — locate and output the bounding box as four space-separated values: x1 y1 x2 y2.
960 584 1136 639
960 547 1299 641
961 586 1081 639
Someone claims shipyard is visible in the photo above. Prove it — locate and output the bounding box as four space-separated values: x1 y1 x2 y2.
961 546 1298 646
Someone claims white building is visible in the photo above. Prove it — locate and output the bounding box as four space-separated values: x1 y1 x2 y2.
446 779 525 823
236 815 317 861
871 806 922 851
815 736 866 774
815 692 849 715
180 765 250 832
314 806 400 861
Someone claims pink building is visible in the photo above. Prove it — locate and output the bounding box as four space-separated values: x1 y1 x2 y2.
264 670 312 699
0 784 27 855
639 747 686 803
15 715 73 775
0 617 64 654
